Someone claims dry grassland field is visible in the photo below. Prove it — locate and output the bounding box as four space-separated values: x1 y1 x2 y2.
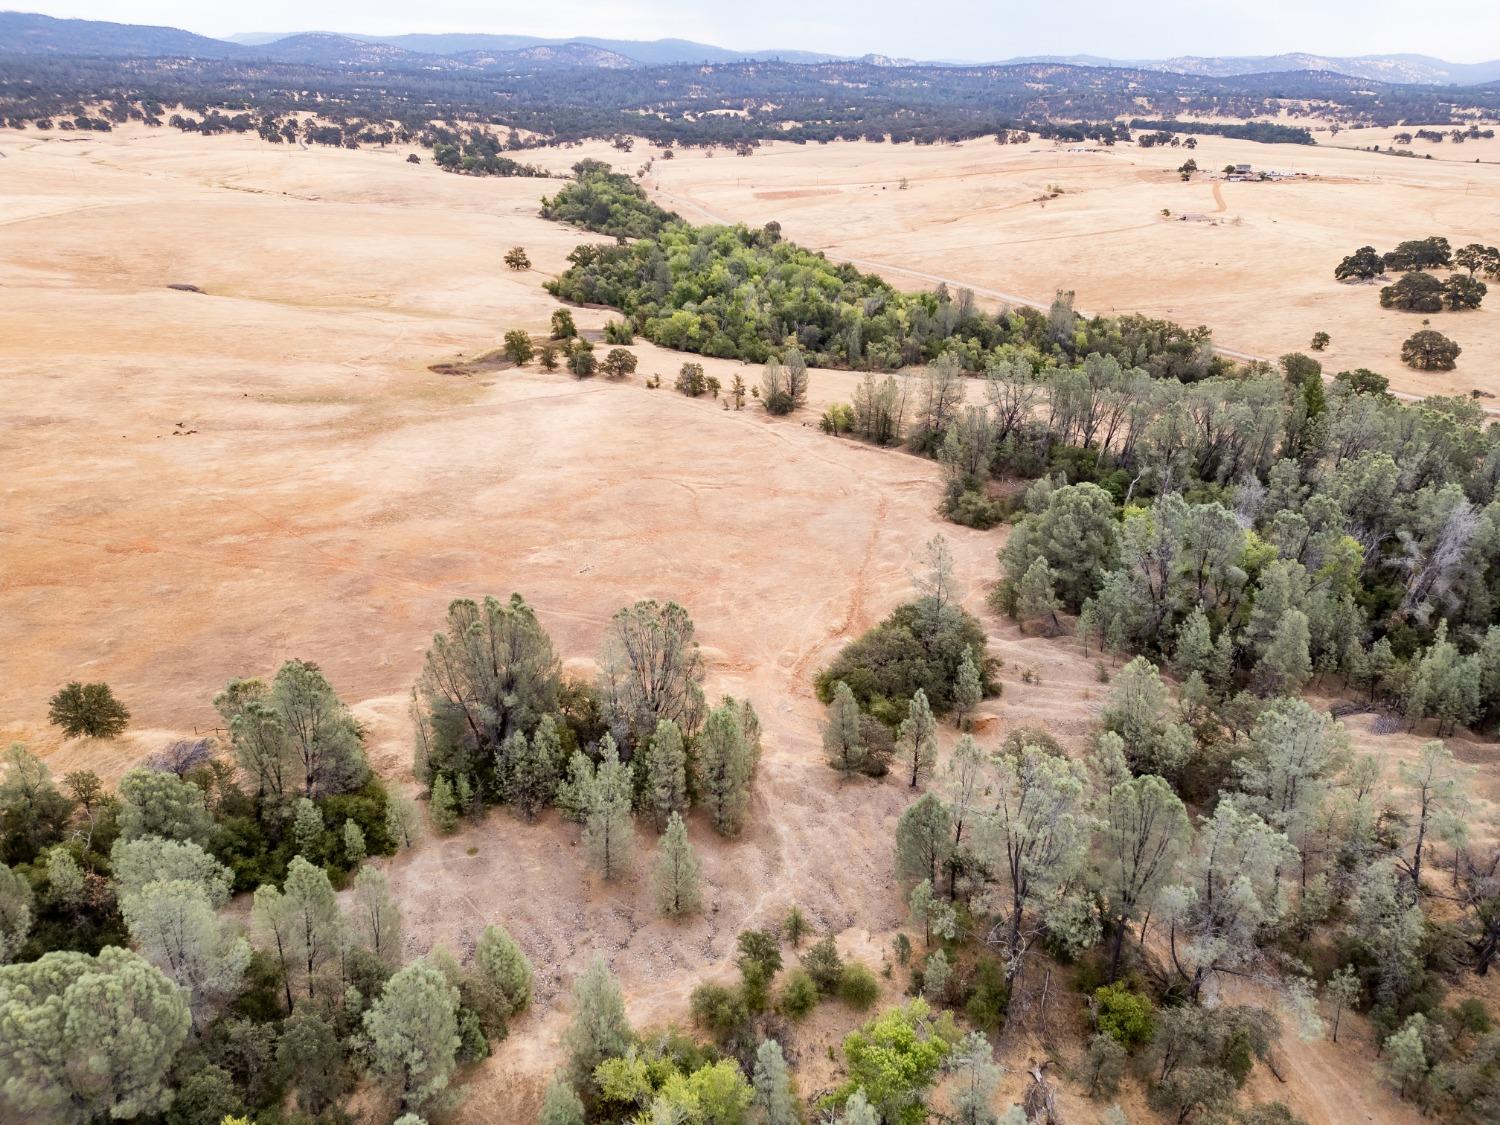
1 124 1498 1123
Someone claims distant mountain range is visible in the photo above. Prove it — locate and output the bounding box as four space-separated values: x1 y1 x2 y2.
2 11 1497 85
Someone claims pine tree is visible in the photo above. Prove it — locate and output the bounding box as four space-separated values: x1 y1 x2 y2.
954 648 982 727
386 794 421 849
752 1039 799 1125
564 956 633 1091
1015 557 1062 635
895 793 954 886
120 877 250 1027
429 775 458 834
838 1090 881 1125
824 680 867 778
948 1031 1003 1125
349 866 402 965
897 689 938 788
1384 1016 1430 1097
364 959 461 1115
923 948 952 1002
291 798 323 857
1255 608 1313 695
1326 964 1361 1043
281 856 342 1001
642 719 689 831
1171 607 1218 684
583 736 635 880
695 702 754 835
0 947 191 1121
342 819 366 866
653 811 703 917
469 924 533 1035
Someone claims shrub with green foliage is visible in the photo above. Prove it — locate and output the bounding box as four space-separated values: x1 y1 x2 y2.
1095 982 1156 1048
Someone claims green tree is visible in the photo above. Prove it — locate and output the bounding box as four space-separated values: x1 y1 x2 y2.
1100 657 1192 780
1334 246 1385 281
429 775 458 834
948 1031 1004 1125
583 736 635 880
1397 739 1470 890
1401 329 1461 371
0 745 74 864
365 958 462 1114
275 856 342 1002
564 955 634 1091
468 923 533 1035
1444 274 1487 311
1384 1015 1430 1097
837 999 954 1125
599 599 706 751
0 862 34 963
1326 964 1361 1043
1001 482 1119 611
1098 774 1190 979
1015 556 1062 635
539 341 560 370
120 876 249 1027
1253 608 1313 695
292 797 324 857
47 681 129 738
539 1079 586 1125
0 946 191 1122
602 347 638 378
752 1039 799 1125
897 689 938 788
954 647 983 728
551 308 577 339
641 718 688 831
343 818 367 866
504 246 531 271
568 338 598 377
1380 271 1445 312
695 701 755 836
503 329 534 364
824 680 867 778
895 792 953 887
166 1064 243 1125
653 811 703 917
349 865 402 965
276 1008 345 1114
118 767 213 845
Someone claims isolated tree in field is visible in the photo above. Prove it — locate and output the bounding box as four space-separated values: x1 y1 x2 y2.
1015 556 1063 635
120 877 249 1027
564 955 633 1090
641 718 688 830
675 361 707 396
503 329 534 365
1334 246 1384 281
1098 774 1190 978
47 681 129 738
539 342 559 370
0 946 190 1123
752 1038 798 1125
824 680 867 778
1402 329 1461 371
694 701 755 835
504 246 531 271
897 689 938 788
653 811 703 917
349 866 402 965
118 767 213 845
364 959 461 1115
568 338 597 377
599 599 705 749
1310 331 1330 351
1178 158 1197 180
469 923 533 1034
0 862 34 963
550 308 577 339
583 736 635 880
730 373 747 409
602 347 638 378
1397 739 1471 890
896 792 954 886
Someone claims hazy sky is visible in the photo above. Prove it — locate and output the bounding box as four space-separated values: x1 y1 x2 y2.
18 0 1500 62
